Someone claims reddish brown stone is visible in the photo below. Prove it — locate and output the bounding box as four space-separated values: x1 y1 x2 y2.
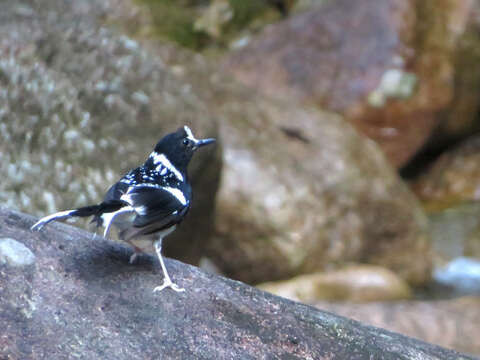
225 0 479 168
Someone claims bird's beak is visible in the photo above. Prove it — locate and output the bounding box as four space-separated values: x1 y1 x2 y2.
194 138 216 148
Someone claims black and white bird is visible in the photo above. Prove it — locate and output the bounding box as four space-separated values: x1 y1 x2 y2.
31 126 215 293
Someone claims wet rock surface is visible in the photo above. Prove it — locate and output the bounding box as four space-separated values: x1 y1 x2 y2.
0 207 471 360
0 0 221 265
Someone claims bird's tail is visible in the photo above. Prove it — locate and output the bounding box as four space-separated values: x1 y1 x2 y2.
30 200 126 232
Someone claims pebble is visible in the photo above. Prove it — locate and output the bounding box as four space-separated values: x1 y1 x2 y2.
0 237 36 267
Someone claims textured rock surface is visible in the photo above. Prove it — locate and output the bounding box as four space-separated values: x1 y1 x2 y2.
0 207 472 359
412 136 480 211
258 265 412 303
319 296 480 356
0 238 36 267
209 89 432 285
0 0 221 264
225 0 479 168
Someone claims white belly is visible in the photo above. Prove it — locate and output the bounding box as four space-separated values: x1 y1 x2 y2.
125 225 177 254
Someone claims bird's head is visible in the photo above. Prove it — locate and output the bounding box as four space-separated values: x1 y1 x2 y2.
153 126 216 169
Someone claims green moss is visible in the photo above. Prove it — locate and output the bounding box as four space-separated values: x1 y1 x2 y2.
228 0 268 29
136 0 282 50
136 0 209 49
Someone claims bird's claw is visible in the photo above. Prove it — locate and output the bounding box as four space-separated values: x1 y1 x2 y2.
30 222 44 231
153 280 185 293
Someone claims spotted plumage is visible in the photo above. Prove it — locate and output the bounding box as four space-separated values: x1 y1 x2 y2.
31 126 215 293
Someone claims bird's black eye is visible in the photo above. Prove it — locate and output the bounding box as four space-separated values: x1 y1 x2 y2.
182 138 189 146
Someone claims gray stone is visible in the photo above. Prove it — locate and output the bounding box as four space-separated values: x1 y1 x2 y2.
0 238 36 267
0 207 472 359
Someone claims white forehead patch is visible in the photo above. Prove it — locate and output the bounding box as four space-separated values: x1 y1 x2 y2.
184 126 197 142
149 152 184 181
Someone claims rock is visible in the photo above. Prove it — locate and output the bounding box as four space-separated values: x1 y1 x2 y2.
433 0 480 146
0 0 221 265
412 136 480 211
258 265 412 303
0 236 36 340
0 207 472 359
224 0 479 168
428 203 480 259
208 89 432 286
0 238 36 267
318 296 480 356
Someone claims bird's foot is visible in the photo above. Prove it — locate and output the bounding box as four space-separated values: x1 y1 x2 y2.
153 279 185 293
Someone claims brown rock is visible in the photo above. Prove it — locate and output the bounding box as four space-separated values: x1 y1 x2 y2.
434 0 480 144
318 296 480 356
208 86 432 286
412 136 480 210
224 0 478 168
258 264 412 303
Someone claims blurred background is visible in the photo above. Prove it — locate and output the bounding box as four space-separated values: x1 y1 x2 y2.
1 0 479 355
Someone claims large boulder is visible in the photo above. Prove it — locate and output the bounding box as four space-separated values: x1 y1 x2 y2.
0 207 471 359
209 91 432 285
0 0 221 264
224 0 480 168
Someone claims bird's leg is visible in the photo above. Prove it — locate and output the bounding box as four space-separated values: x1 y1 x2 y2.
153 238 185 293
126 244 143 264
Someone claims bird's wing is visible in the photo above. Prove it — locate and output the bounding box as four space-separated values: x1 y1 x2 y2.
120 185 189 235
